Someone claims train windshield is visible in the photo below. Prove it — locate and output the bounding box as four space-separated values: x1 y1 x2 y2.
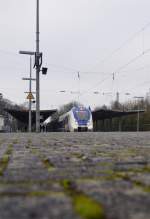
74 110 90 121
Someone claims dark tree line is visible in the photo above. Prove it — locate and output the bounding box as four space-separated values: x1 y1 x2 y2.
0 95 27 132
95 97 150 131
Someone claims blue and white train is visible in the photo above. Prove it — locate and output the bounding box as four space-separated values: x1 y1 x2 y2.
45 106 93 132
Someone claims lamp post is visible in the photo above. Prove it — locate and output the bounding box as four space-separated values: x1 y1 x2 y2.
22 57 36 132
134 96 144 132
19 0 48 132
29 56 32 132
21 54 35 132
36 0 40 133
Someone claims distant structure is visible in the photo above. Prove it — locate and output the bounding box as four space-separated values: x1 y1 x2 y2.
0 115 4 132
146 89 150 104
0 94 5 132
92 108 145 132
5 109 57 132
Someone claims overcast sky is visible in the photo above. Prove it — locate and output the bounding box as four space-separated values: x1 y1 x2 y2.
0 0 150 110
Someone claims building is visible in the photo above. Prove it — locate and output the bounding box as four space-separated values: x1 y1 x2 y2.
0 115 4 132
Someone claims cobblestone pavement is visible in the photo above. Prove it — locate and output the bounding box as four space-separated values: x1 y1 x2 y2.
0 132 150 219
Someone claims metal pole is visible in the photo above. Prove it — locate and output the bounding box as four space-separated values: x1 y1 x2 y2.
29 56 32 132
36 0 40 132
78 72 80 103
137 102 140 132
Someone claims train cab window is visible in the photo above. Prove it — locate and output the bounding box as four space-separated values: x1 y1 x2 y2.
75 111 90 121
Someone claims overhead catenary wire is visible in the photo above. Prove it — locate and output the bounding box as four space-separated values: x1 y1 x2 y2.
0 48 35 70
3 20 150 106
46 46 150 100
114 48 150 75
77 21 150 98
81 47 150 98
88 21 150 71
48 63 79 72
117 64 150 74
0 49 20 57
121 79 150 94
80 74 112 97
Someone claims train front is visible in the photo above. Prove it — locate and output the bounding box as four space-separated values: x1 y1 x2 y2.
72 107 93 132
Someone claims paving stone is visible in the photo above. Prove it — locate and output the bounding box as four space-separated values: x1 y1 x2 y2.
0 132 150 219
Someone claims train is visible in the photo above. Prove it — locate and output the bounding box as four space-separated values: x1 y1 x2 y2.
44 106 93 132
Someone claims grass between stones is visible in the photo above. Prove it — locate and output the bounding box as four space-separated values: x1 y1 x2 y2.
61 179 106 219
0 144 13 176
12 139 18 144
26 141 55 172
30 147 55 171
0 190 65 198
133 180 150 193
0 139 5 147
28 191 64 198
25 139 33 149
103 168 150 193
42 157 55 171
